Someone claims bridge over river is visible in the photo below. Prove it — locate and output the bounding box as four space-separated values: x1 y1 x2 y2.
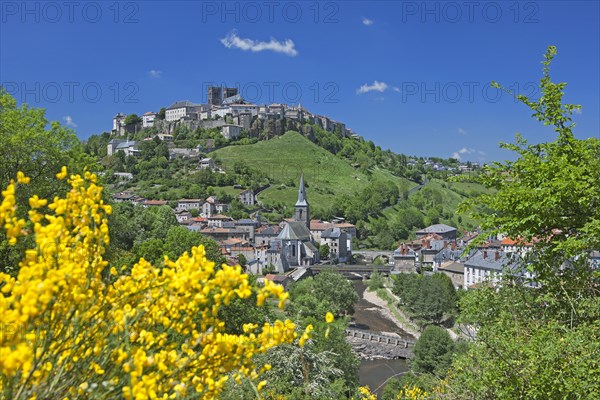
353 250 395 264
310 264 394 279
346 328 415 359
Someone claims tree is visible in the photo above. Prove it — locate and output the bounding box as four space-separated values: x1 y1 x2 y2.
411 326 454 375
157 107 166 120
289 271 358 319
309 317 360 393
0 90 92 275
367 270 385 290
392 273 457 327
237 253 247 267
218 275 273 335
221 343 346 399
444 47 600 398
124 113 142 126
164 225 225 267
319 243 330 259
132 238 164 265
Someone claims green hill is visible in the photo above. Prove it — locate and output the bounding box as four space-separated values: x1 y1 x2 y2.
209 131 417 210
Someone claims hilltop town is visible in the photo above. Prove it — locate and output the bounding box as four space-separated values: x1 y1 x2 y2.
102 87 578 292
97 86 518 290
108 86 481 173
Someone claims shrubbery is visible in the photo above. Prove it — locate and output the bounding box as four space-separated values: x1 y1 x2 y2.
0 170 316 399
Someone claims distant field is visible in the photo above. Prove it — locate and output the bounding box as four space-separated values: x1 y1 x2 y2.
209 131 417 209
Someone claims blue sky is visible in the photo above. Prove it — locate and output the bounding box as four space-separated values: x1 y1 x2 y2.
1 0 598 162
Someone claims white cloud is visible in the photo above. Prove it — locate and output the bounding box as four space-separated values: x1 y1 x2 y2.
148 69 162 78
220 30 298 57
392 86 401 92
362 17 374 26
457 128 467 135
356 80 389 94
573 108 582 115
63 116 77 128
451 147 485 160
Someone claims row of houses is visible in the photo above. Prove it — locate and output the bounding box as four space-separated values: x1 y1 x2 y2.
393 230 528 289
394 225 600 290
405 158 482 172
112 189 256 214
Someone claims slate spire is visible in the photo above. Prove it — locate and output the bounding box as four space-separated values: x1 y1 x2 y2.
294 174 310 229
296 173 308 206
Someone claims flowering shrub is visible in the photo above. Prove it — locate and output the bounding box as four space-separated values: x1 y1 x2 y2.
356 385 428 400
395 386 428 399
0 169 312 399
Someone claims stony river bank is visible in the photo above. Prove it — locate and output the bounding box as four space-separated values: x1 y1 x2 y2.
352 281 416 393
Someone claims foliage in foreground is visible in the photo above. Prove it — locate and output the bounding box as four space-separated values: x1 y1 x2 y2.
0 169 319 399
0 90 92 275
443 46 600 398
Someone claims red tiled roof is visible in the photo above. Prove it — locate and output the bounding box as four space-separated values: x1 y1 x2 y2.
143 200 168 206
220 238 245 246
256 225 280 233
201 228 230 233
310 220 331 230
265 274 288 283
500 237 534 246
208 214 231 220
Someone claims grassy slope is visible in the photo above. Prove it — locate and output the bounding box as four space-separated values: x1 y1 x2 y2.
377 178 491 234
209 131 417 209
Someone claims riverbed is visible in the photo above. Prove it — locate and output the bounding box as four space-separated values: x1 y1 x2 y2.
352 281 412 394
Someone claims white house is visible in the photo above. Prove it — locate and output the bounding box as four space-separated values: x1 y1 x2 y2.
463 250 531 288
268 103 285 118
165 101 209 122
199 158 215 170
177 199 203 211
212 106 233 119
202 201 215 217
239 189 255 206
215 203 229 214
320 227 348 263
142 111 156 128
175 210 192 223
107 139 139 157
207 214 233 228
229 103 258 116
220 124 242 140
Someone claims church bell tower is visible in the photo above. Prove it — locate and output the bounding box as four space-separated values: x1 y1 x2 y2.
295 174 310 229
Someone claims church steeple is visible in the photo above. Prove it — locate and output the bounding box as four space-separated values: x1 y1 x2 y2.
295 174 310 229
296 173 308 206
